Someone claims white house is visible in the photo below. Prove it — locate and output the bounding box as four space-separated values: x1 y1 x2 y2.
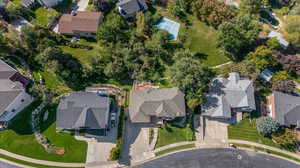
0 60 33 128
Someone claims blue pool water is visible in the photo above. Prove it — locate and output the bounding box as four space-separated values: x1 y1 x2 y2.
155 18 180 40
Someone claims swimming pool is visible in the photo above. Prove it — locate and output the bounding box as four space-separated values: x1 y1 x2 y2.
155 17 180 40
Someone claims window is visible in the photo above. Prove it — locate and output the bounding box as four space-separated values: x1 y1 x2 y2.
21 99 25 102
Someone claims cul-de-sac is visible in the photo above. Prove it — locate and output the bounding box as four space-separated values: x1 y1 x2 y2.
1 0 300 168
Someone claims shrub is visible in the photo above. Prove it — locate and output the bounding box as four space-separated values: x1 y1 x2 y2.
272 128 297 152
256 116 280 137
66 42 93 50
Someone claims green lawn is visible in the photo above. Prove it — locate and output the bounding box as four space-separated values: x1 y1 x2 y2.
155 123 194 148
32 71 71 94
184 15 230 67
228 118 281 149
60 39 101 65
0 100 87 163
33 7 59 27
155 144 195 156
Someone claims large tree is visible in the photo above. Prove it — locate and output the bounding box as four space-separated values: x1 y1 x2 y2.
170 50 215 109
192 0 236 28
218 14 261 61
248 45 278 70
97 13 129 43
240 0 262 14
282 15 300 48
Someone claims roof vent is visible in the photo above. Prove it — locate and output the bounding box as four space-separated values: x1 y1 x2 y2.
71 10 77 16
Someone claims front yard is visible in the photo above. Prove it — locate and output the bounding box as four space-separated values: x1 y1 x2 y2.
228 118 279 148
155 122 195 148
0 100 87 163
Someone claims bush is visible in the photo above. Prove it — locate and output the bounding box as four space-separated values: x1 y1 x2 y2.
272 128 297 152
256 117 280 137
66 42 93 50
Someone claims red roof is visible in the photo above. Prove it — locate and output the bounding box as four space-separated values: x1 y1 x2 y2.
58 11 102 34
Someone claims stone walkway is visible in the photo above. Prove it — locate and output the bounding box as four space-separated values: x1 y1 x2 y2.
213 61 232 69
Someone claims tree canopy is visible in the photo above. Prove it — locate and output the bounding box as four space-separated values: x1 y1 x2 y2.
170 50 215 109
218 14 261 61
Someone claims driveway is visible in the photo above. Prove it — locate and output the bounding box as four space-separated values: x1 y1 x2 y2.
120 116 154 165
203 118 228 142
136 148 300 168
76 0 89 11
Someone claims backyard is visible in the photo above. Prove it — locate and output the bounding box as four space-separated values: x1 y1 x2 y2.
184 15 230 67
0 100 87 163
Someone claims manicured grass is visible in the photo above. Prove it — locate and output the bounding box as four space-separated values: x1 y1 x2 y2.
0 153 82 168
228 118 281 149
59 39 101 65
33 7 58 27
155 144 195 156
233 143 300 163
0 100 87 163
155 123 195 148
184 15 230 67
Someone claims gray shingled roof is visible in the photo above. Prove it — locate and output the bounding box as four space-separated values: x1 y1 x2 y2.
57 92 110 129
117 0 148 15
202 73 256 118
0 60 23 116
273 91 300 126
129 87 186 123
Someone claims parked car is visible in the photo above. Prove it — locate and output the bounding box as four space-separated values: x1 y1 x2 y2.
111 113 117 127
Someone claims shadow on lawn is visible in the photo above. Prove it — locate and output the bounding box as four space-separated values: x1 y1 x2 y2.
8 100 42 135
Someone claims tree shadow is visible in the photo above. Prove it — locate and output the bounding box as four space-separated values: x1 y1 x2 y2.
9 100 42 135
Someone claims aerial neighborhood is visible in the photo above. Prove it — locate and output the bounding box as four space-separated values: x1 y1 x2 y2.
1 0 300 168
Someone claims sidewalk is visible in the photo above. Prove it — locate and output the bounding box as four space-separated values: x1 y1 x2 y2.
0 149 85 167
228 139 300 159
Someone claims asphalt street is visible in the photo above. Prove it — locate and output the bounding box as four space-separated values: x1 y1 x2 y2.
136 148 300 168
0 161 21 168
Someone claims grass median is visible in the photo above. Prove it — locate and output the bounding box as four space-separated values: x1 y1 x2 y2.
233 143 300 163
155 143 195 156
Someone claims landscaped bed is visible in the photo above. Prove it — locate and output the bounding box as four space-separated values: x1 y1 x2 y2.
0 100 87 163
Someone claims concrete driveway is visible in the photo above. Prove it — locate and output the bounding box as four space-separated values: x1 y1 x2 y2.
120 116 154 165
203 118 228 142
76 0 89 11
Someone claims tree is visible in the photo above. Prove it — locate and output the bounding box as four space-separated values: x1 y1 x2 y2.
240 0 262 14
256 116 280 137
0 33 9 55
97 13 129 43
278 53 300 75
220 60 259 80
271 70 291 83
218 14 261 61
248 45 278 70
267 37 281 50
272 80 296 93
282 15 300 48
170 50 215 109
192 0 236 28
20 25 38 49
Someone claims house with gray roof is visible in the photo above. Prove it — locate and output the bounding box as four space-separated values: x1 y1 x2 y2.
267 91 300 126
202 72 256 122
0 60 33 128
56 91 111 135
129 87 186 124
116 0 148 18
